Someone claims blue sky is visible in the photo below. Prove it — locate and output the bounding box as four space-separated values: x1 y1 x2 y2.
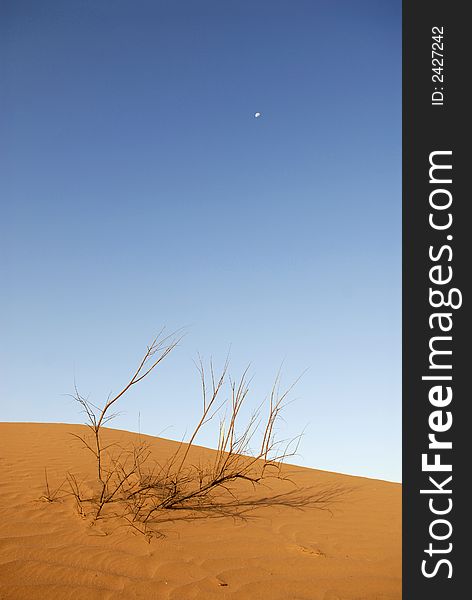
0 0 401 481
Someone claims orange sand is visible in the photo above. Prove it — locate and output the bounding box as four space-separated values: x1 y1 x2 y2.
0 423 401 599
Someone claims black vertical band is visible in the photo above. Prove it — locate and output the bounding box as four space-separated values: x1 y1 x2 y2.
403 1 468 597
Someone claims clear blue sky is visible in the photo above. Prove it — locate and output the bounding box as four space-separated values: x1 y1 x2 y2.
0 0 401 481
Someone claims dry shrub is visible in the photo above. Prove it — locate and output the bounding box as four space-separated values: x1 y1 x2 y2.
49 330 346 539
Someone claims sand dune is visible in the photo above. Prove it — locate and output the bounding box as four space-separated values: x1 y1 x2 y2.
0 423 400 599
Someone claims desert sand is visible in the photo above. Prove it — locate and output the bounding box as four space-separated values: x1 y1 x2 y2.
0 423 401 599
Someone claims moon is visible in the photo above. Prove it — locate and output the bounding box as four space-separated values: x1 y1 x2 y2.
254 112 261 118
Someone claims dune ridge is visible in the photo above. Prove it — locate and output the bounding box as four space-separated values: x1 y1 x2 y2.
0 423 401 599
